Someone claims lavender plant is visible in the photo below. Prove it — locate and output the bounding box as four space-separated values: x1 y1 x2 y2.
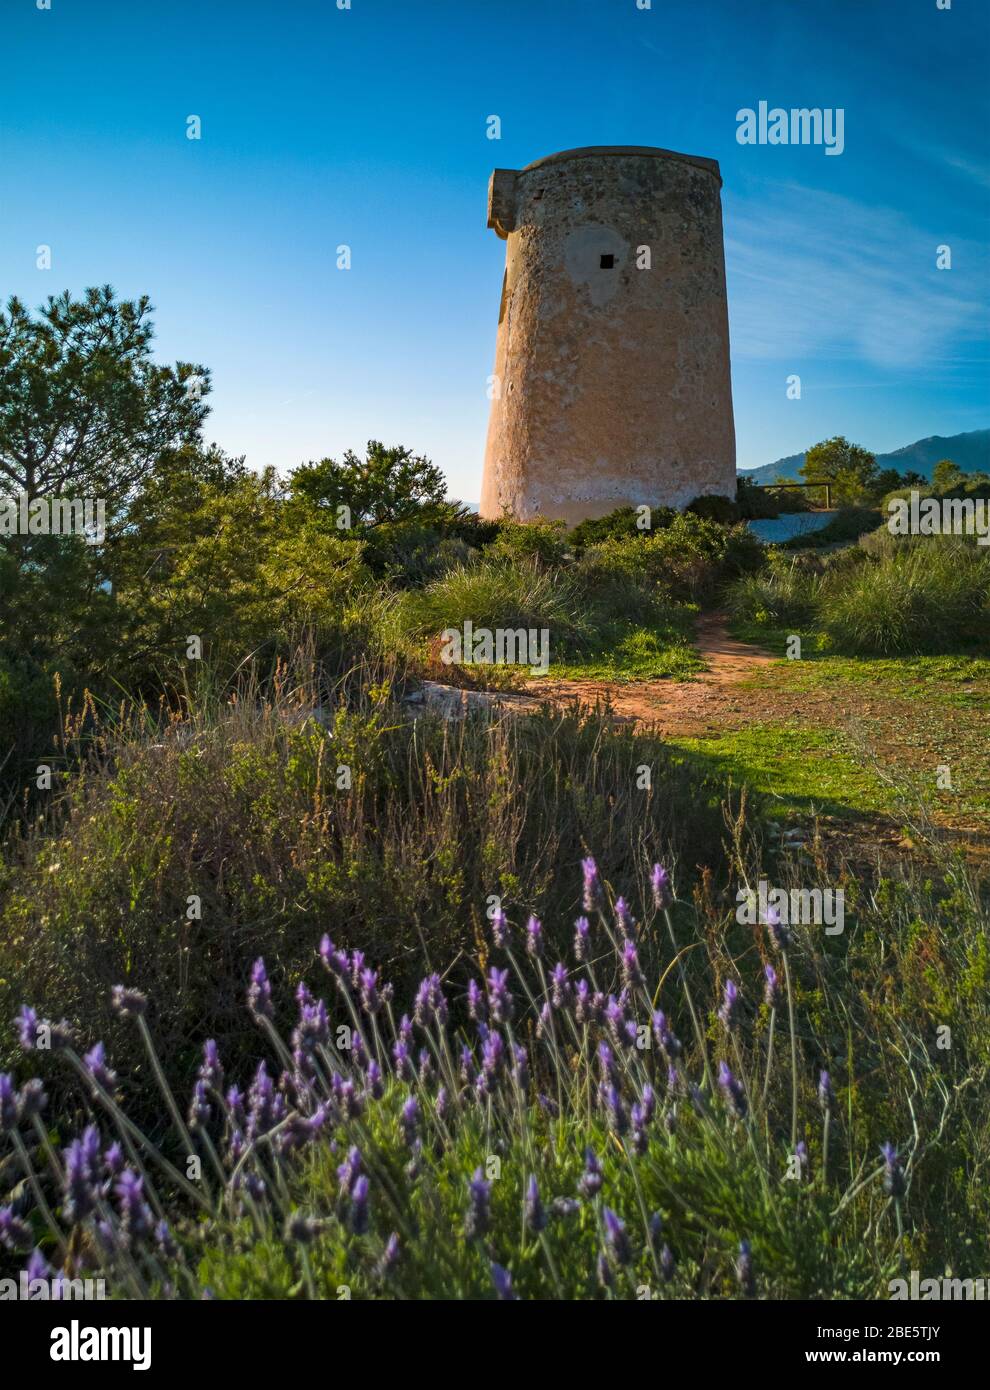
0 861 956 1299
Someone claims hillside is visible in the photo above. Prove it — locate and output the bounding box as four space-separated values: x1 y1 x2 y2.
742 429 990 484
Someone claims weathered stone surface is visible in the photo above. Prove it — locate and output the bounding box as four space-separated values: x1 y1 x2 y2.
480 145 736 525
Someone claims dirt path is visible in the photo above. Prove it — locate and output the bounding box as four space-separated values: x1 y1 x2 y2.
528 613 990 850
530 612 776 736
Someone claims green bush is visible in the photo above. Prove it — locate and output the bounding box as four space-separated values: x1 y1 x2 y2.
578 514 763 603
820 539 990 655
0 667 733 1110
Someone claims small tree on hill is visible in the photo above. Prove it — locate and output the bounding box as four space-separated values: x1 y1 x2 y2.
289 440 450 528
932 459 963 493
800 436 877 505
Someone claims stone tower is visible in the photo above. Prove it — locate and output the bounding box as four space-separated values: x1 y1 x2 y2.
479 145 736 524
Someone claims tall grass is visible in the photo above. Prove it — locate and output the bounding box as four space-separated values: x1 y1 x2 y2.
727 535 990 656
0 657 731 1111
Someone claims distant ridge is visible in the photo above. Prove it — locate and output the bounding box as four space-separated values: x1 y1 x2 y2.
741 429 990 485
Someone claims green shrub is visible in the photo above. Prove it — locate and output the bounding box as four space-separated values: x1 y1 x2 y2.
820 539 990 655
578 515 763 603
397 556 595 657
0 666 733 1109
486 517 572 567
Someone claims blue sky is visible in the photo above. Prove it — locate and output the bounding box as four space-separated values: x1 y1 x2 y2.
2 0 988 499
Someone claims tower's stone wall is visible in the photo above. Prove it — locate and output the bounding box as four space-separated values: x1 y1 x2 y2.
479 146 736 524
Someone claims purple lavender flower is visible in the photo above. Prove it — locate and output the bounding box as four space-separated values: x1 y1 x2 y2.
24 1249 49 1283
512 1042 529 1093
465 1167 491 1238
794 1140 809 1179
581 857 601 912
525 914 543 958
486 966 514 1024
336 1078 362 1121
349 950 365 990
379 1232 401 1276
491 1262 516 1300
0 1074 17 1131
652 1010 682 1060
578 1147 603 1199
198 1039 224 1091
115 1168 153 1246
881 1142 905 1199
319 935 349 978
574 978 594 1025
417 1048 433 1086
337 1145 362 1195
414 974 448 1030
481 1030 505 1082
717 979 740 1031
63 1125 102 1222
615 897 634 935
350 1175 370 1235
392 1039 414 1082
573 915 591 961
365 1059 385 1101
524 1174 546 1234
818 1069 834 1112
597 1251 614 1289
435 1087 449 1122
460 1045 476 1087
246 1061 276 1138
400 1096 420 1148
226 1084 246 1129
188 1079 211 1129
651 863 673 912
597 1041 619 1086
764 964 779 1008
294 997 329 1052
111 985 147 1018
604 1084 629 1136
490 907 509 950
103 1142 124 1177
603 1207 631 1265
82 1042 117 1093
549 962 571 1009
718 1060 748 1120
736 1239 756 1297
466 978 487 1022
621 938 644 990
247 959 273 1020
359 967 381 1015
764 905 791 951
660 1243 676 1283
15 1005 38 1050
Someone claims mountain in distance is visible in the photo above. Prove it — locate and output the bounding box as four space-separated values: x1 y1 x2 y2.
742 429 990 485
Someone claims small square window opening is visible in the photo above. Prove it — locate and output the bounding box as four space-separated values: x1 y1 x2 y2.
600 254 615 269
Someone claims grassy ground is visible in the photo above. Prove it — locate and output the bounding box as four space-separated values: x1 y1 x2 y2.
674 622 990 830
